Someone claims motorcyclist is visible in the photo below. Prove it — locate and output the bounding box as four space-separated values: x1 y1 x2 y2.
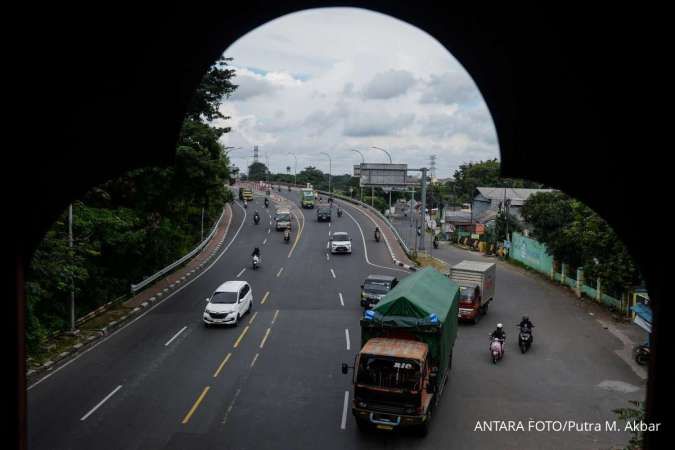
251 247 261 258
518 315 534 330
374 226 381 242
243 199 248 208
433 234 439 248
337 206 342 217
283 228 290 241
253 211 261 225
518 316 534 343
264 197 269 208
490 323 506 341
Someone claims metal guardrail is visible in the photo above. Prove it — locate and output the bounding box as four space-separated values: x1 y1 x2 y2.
314 189 412 256
130 207 226 294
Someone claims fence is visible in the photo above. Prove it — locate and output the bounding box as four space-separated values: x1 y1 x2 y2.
130 207 226 293
510 232 627 314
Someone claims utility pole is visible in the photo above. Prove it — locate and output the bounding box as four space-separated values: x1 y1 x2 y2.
419 167 428 251
320 152 332 198
201 206 205 241
68 203 75 333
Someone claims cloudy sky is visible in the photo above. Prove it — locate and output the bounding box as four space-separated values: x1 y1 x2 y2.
217 7 499 178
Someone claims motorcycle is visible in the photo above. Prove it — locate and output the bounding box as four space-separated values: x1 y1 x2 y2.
433 238 439 249
634 342 650 366
264 198 269 208
253 214 260 225
374 229 381 243
517 325 534 353
288 186 291 192
283 229 291 243
489 336 505 363
252 255 260 270
337 208 342 218
243 200 248 209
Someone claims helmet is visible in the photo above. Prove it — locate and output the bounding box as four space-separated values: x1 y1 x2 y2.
522 315 529 321
497 323 503 329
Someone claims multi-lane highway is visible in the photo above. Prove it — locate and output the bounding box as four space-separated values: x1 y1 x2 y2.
27 188 644 450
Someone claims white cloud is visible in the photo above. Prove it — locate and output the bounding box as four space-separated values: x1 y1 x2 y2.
221 7 498 178
361 70 416 99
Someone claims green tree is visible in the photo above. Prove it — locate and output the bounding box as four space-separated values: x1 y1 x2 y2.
26 55 238 353
247 162 269 181
450 159 544 204
521 191 641 295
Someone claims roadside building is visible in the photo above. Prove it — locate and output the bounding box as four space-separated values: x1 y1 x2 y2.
472 187 555 222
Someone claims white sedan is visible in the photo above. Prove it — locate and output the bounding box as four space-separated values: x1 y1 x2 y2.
330 232 352 254
203 281 253 327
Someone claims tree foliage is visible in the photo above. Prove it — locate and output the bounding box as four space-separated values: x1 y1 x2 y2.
449 159 544 204
522 192 641 294
26 56 238 353
247 162 269 181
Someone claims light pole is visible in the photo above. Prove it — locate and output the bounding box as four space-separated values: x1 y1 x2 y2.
350 149 365 203
371 146 393 215
288 152 298 187
68 203 75 333
320 151 332 198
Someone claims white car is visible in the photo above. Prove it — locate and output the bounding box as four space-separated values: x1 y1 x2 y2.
203 281 253 327
330 232 352 254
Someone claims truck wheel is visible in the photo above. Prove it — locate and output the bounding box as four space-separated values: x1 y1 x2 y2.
416 412 431 437
355 418 370 432
481 303 489 315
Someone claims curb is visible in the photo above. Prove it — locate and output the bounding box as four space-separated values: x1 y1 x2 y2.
26 203 235 386
335 198 418 272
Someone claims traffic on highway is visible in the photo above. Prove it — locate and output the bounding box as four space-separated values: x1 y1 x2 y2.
26 184 644 450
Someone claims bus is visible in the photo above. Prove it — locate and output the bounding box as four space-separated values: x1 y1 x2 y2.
300 187 315 208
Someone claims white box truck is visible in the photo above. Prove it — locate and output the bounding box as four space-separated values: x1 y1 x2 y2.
449 261 496 323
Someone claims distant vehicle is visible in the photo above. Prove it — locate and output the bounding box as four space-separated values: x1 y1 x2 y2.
330 232 352 254
449 261 496 323
316 205 332 222
343 268 460 435
274 208 292 230
203 281 253 327
360 275 398 309
300 187 315 208
242 188 253 201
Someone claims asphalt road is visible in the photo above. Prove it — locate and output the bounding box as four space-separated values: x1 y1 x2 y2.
27 189 644 449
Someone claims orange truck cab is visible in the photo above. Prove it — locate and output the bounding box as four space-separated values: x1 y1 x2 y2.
449 261 496 323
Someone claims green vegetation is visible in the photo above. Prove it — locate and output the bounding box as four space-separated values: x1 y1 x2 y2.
26 57 237 353
613 400 646 450
521 191 641 295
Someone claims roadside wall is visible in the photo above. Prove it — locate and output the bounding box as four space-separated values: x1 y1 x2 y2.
511 232 626 313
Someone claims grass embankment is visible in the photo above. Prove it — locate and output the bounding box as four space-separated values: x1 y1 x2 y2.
412 253 449 273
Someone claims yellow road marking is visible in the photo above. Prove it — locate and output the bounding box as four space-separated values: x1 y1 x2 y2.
271 309 279 325
182 386 210 424
250 353 259 368
288 209 305 258
233 326 249 348
213 353 231 378
259 328 271 348
248 311 258 325
260 291 270 305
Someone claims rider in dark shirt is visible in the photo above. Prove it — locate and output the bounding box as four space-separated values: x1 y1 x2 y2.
490 323 506 341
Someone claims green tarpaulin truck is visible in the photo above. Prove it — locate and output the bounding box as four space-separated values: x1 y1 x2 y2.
342 267 459 435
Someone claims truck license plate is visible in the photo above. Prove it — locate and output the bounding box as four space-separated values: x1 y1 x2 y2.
376 425 393 430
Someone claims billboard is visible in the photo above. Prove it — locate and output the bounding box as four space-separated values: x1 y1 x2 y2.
358 163 408 187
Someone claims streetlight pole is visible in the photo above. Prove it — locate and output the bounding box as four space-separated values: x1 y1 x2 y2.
350 149 365 203
287 152 298 188
320 151 332 198
68 203 75 333
371 146 393 215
